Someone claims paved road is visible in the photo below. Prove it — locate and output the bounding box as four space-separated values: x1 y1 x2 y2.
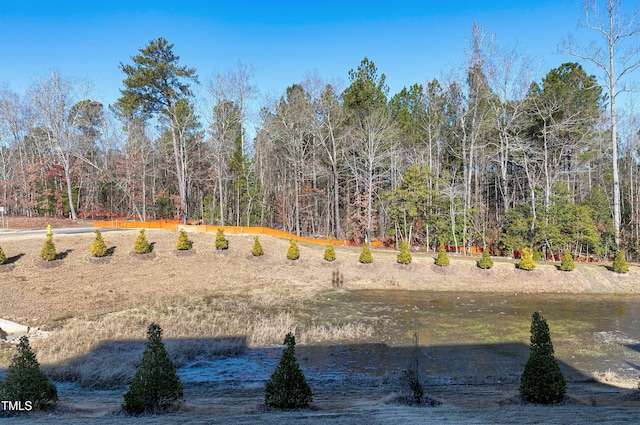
0 227 124 237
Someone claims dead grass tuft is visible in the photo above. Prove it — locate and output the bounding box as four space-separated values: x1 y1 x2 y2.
31 293 375 389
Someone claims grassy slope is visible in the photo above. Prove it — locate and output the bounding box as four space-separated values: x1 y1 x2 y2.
0 229 638 326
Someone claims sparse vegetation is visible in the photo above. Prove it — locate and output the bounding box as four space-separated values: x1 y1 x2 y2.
286 238 299 260
397 241 412 265
359 243 373 264
264 332 313 409
518 247 535 271
176 229 192 250
215 228 228 250
434 242 449 267
90 229 108 257
36 293 375 389
612 250 629 273
331 269 344 287
403 332 424 404
39 234 57 261
476 249 493 269
559 250 575 272
122 323 184 415
0 335 58 411
133 229 151 254
519 312 566 404
252 236 263 256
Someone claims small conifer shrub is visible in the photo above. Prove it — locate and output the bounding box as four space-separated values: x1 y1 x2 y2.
518 247 536 271
122 323 183 415
612 250 629 273
559 250 575 272
477 248 493 269
0 244 6 265
359 243 373 264
434 242 449 267
133 229 151 254
215 228 228 250
286 238 299 260
264 333 313 409
397 241 412 265
324 238 336 262
519 312 566 404
0 335 58 411
39 234 57 261
252 236 264 256
90 229 108 257
175 229 192 250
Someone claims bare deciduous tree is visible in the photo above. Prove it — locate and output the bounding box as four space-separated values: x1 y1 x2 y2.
562 0 640 246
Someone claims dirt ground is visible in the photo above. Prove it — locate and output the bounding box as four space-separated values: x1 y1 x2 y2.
1 219 640 424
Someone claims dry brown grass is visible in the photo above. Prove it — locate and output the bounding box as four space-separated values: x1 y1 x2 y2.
1 228 638 326
20 292 375 389
0 226 637 390
2 224 640 423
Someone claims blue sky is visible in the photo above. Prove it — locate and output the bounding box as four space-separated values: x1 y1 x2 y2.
0 1 594 107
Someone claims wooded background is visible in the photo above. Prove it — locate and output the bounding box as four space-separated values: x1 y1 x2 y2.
1 4 639 260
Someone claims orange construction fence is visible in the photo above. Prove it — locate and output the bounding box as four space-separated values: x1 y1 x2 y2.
91 220 367 247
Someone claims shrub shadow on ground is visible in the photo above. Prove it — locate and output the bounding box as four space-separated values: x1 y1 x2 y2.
3 253 25 264
2 338 638 423
56 249 73 260
20 338 603 396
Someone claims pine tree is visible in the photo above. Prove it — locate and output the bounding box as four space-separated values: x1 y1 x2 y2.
359 243 373 264
477 248 493 269
559 250 575 272
518 247 536 271
519 312 566 404
434 242 449 267
0 336 58 411
397 240 412 265
90 229 108 257
287 238 299 260
133 229 151 254
264 333 313 409
39 234 57 261
175 229 192 250
252 236 264 256
612 250 629 273
122 323 183 414
0 244 6 265
215 228 228 250
324 238 336 262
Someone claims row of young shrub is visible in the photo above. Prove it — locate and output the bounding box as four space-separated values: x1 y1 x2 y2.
0 228 629 274
516 247 629 273
0 323 312 416
0 311 573 416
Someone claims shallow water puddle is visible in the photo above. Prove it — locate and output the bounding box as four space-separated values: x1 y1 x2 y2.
306 290 640 381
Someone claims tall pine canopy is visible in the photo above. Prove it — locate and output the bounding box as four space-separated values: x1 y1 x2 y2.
117 37 198 224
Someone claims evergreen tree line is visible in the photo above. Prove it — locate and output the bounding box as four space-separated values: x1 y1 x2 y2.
1 15 639 259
